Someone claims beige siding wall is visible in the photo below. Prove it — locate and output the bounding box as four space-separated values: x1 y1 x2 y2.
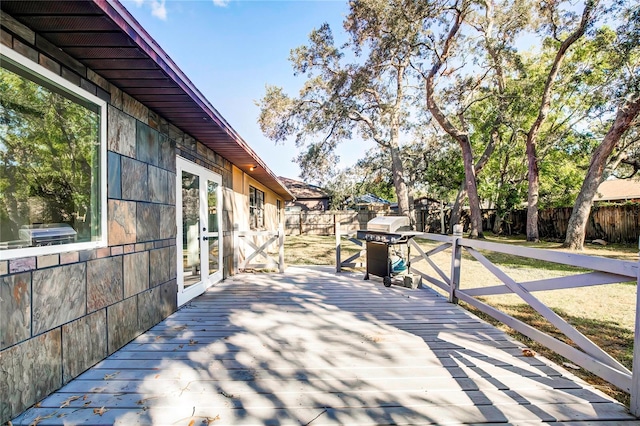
231 165 284 232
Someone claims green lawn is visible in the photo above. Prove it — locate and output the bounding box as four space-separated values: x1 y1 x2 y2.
283 233 639 405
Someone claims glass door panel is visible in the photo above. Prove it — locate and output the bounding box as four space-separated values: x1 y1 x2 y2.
176 157 223 306
207 180 220 277
181 171 201 288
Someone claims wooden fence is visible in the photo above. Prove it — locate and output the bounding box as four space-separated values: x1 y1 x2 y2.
284 210 381 236
505 205 640 244
334 225 640 415
288 204 640 244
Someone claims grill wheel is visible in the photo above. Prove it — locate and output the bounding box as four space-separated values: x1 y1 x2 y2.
383 276 392 287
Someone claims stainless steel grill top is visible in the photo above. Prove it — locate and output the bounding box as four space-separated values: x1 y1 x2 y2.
366 216 411 233
18 224 77 247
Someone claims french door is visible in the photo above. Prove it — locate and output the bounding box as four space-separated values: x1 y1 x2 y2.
176 157 223 306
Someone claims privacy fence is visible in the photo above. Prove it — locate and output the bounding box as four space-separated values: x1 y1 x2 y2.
287 204 640 244
285 211 382 236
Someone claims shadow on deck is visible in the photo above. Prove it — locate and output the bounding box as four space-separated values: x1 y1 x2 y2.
12 266 639 425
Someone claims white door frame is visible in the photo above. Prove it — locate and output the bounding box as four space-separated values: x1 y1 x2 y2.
176 157 223 306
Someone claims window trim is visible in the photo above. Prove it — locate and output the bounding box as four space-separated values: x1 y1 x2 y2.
0 46 108 261
276 199 282 224
249 185 265 229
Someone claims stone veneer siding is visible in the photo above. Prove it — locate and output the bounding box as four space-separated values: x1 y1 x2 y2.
0 15 232 423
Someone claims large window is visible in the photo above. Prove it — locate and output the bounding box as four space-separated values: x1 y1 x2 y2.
249 186 264 229
0 48 107 259
277 199 282 224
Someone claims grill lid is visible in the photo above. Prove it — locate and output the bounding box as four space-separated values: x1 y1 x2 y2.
366 216 410 233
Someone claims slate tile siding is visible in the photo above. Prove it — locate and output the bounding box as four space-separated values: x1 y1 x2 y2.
108 106 136 158
108 199 137 245
32 263 87 335
61 310 108 383
0 329 62 423
0 15 238 424
0 273 30 348
107 296 140 355
123 251 150 298
0 23 178 424
87 256 124 313
121 156 149 201
8 257 36 274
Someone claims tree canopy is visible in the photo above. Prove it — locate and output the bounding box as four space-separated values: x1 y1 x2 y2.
258 0 639 245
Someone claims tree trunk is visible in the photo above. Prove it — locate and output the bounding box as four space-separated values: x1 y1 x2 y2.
493 213 503 235
564 95 640 250
449 184 467 233
389 143 413 226
526 139 540 242
524 0 596 242
460 136 484 238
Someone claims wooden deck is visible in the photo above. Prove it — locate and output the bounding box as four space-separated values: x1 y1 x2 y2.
13 266 639 425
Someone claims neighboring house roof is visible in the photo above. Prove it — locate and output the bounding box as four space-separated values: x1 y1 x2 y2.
279 177 329 200
354 194 391 204
594 179 640 202
0 0 293 200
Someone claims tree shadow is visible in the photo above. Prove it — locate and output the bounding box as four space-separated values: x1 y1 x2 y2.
11 266 635 425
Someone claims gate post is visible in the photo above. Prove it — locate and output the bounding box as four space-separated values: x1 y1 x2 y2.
630 246 640 416
336 220 342 273
278 223 285 273
449 225 463 304
233 227 239 275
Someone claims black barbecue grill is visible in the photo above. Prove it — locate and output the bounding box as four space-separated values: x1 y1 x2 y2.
356 216 421 287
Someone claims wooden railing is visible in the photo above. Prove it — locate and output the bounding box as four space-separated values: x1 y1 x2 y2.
335 223 365 272
234 224 285 273
335 224 640 415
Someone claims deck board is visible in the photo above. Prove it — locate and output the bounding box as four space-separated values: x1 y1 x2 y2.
12 266 639 425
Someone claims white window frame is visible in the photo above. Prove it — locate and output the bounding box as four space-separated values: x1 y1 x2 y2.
0 46 108 261
249 185 265 229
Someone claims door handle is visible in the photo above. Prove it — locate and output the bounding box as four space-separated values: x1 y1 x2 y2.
202 236 209 241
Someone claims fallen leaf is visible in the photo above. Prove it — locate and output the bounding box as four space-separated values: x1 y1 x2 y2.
34 402 41 408
178 344 184 349
29 412 56 426
189 339 198 345
204 415 221 424
563 362 581 370
83 401 92 407
155 374 160 379
60 395 81 408
103 371 120 380
93 407 108 416
522 348 536 357
83 395 88 401
188 419 196 426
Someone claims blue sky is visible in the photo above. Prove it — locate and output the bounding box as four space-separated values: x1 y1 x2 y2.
122 0 364 180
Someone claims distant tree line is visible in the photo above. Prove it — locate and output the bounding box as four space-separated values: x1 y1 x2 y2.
258 0 639 250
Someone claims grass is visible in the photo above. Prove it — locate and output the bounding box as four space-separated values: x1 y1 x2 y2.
283 233 639 405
